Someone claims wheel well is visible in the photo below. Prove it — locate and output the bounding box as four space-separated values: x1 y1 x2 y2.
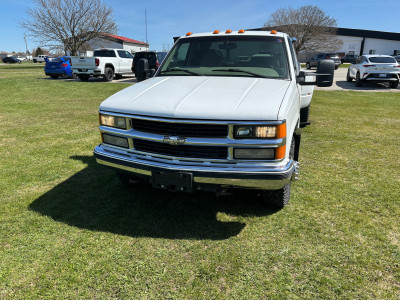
293 125 301 162
105 64 114 72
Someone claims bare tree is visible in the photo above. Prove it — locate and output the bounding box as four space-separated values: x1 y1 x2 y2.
21 0 118 55
264 5 343 54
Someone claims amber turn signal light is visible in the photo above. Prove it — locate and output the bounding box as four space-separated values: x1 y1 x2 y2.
275 145 286 160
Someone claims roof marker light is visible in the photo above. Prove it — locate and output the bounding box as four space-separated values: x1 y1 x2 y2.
238 29 245 34
213 30 220 34
271 30 277 34
186 32 193 36
226 30 232 34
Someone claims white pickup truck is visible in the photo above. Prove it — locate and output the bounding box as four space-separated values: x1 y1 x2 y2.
93 30 334 208
33 55 49 63
71 49 134 82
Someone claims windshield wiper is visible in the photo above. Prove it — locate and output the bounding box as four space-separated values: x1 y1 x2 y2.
160 67 201 76
212 68 273 78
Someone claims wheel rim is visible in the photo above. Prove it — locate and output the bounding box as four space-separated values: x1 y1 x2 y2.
107 69 113 80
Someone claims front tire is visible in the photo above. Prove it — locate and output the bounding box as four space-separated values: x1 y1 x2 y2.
103 67 114 82
262 138 295 209
346 69 352 82
263 184 291 209
390 81 399 89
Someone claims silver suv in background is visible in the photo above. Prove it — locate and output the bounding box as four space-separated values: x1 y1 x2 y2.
306 53 341 70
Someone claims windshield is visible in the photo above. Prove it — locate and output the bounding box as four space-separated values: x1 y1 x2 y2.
369 57 397 63
159 35 290 79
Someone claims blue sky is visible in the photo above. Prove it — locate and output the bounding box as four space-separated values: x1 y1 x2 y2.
0 0 397 53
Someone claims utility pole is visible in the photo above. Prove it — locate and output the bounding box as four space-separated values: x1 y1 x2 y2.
145 9 148 46
24 33 28 54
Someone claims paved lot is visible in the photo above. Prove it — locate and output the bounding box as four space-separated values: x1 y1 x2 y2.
314 66 400 92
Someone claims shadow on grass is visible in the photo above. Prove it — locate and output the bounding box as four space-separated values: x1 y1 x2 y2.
29 155 278 240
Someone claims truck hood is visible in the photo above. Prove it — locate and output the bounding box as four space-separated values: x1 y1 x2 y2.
100 76 290 120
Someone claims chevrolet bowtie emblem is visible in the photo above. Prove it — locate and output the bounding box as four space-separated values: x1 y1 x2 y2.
163 136 186 145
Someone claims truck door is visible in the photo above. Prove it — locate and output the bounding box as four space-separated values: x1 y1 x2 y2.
287 37 301 101
117 50 133 74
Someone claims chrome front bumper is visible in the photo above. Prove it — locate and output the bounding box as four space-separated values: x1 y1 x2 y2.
94 145 298 191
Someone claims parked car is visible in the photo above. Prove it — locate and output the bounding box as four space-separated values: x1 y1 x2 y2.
44 56 73 79
94 30 335 208
346 55 400 88
132 51 159 81
16 56 27 61
341 54 359 64
156 51 168 64
306 53 341 70
70 49 134 82
2 57 21 64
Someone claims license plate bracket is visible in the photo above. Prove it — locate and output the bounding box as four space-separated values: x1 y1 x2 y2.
152 171 193 192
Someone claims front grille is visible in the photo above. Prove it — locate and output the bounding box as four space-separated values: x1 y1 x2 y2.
133 139 228 159
131 119 228 138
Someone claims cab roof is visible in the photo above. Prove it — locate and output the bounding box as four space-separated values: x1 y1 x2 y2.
179 30 288 40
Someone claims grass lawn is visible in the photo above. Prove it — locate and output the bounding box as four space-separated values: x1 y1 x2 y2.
1 63 399 299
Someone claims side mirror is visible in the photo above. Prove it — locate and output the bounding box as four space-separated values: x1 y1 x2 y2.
316 60 334 87
297 60 334 87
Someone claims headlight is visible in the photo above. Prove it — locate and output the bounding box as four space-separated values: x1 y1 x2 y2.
234 148 275 159
99 114 127 129
234 123 285 139
102 133 129 148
